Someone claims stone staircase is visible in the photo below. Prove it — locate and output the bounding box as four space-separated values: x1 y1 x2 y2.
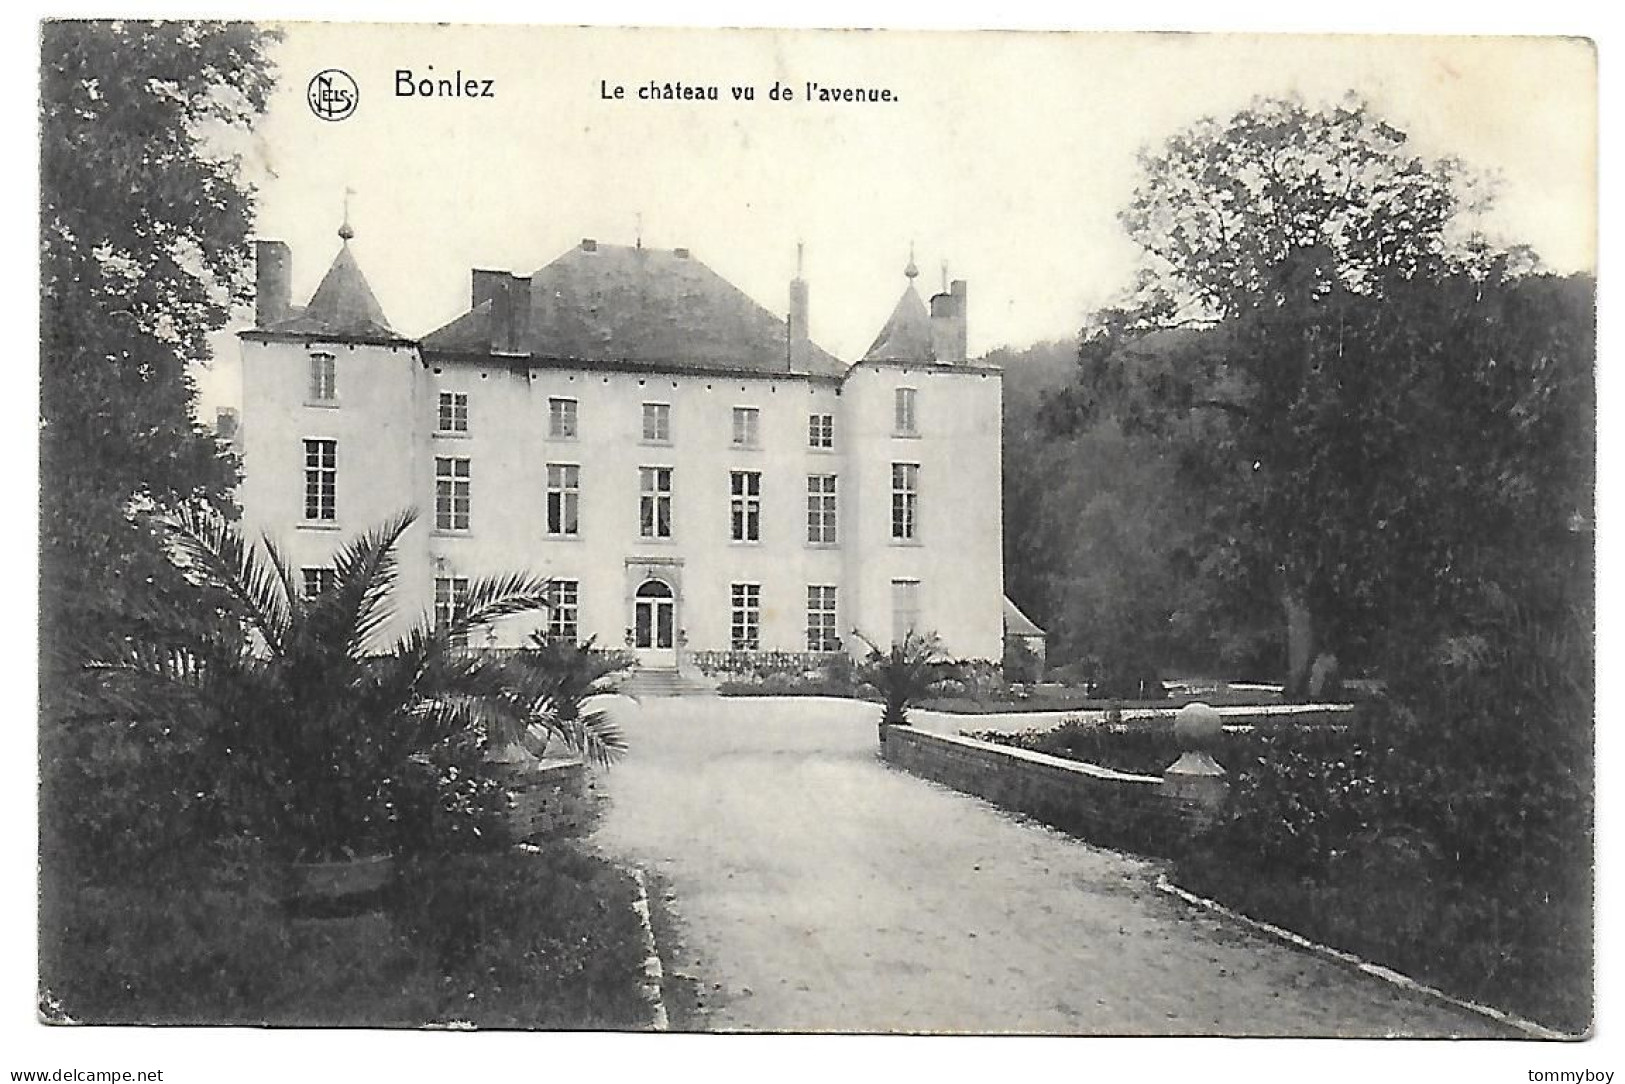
616 667 716 699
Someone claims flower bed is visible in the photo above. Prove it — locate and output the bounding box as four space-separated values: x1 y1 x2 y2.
972 711 1352 776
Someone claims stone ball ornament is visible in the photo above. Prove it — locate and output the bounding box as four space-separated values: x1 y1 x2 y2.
1174 701 1223 748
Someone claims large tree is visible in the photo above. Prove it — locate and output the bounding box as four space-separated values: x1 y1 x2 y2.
39 22 277 866
40 21 276 686
1067 94 1578 696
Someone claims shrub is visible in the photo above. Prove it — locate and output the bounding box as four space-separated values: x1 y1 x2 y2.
1200 729 1389 878
821 651 858 693
946 658 1010 700
1003 638 1043 684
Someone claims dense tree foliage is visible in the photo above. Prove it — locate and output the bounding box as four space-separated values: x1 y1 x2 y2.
1052 95 1587 697
40 22 278 867
1000 339 1279 688
40 21 276 686
1018 94 1594 1028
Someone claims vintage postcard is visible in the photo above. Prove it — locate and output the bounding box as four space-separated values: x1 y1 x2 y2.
31 15 1600 1080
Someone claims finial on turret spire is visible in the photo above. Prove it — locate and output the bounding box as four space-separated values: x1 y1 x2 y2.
904 241 919 280
338 187 355 241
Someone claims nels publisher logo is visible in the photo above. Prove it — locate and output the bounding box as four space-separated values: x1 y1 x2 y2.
307 69 359 121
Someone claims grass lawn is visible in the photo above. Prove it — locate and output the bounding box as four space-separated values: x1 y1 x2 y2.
39 844 652 1029
1175 850 1592 1035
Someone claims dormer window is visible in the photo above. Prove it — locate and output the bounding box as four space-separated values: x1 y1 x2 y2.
309 352 336 402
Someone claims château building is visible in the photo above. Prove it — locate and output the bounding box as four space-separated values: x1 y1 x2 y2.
235 222 1005 674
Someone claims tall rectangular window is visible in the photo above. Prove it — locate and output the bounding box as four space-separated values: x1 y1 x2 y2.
438 391 469 433
640 467 673 539
808 412 834 449
891 579 921 645
891 462 919 541
549 397 578 439
807 474 837 544
731 583 761 650
435 456 471 531
435 575 470 649
303 438 336 521
548 579 580 643
300 566 335 601
546 463 580 537
730 470 761 542
895 387 918 436
807 585 839 652
642 402 671 443
309 353 336 401
732 406 760 447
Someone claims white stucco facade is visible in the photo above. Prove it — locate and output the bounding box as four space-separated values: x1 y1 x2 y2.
235 234 1003 668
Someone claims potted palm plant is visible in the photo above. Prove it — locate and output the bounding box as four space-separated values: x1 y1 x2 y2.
854 629 949 742
501 633 635 756
485 634 633 839
95 506 625 906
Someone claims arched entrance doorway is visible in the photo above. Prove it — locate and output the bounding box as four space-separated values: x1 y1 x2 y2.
633 578 677 669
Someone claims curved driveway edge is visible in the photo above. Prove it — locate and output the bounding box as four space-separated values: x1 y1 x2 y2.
590 695 1510 1036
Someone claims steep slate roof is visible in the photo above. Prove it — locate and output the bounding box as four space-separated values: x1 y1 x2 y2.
862 282 934 363
423 242 846 379
266 243 396 339
420 298 494 352
1003 597 1046 638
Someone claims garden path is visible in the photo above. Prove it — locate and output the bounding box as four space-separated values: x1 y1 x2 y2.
589 694 1506 1036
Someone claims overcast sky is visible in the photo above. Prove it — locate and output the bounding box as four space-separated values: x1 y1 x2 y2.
199 24 1593 402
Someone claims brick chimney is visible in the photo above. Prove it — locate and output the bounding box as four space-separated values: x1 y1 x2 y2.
928 279 967 363
468 269 531 352
254 240 291 328
787 243 809 371
951 279 968 360
471 268 506 308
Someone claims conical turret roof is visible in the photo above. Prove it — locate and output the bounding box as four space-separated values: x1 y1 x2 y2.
267 241 396 340
862 280 933 363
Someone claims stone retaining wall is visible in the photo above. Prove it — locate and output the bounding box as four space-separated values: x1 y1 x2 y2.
504 758 593 841
882 726 1216 857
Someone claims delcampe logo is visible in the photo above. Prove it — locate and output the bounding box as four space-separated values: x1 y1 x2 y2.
307 69 359 121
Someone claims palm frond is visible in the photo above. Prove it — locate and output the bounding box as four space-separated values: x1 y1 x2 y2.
545 707 627 768
259 531 303 618
78 641 210 721
329 508 417 657
411 691 520 749
453 571 554 638
158 505 291 654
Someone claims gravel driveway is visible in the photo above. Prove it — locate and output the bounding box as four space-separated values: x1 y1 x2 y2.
590 694 1506 1036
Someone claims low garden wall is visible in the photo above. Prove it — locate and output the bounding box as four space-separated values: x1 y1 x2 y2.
881 726 1218 857
505 758 593 841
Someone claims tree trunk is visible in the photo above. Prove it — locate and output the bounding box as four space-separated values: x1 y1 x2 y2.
1282 590 1315 702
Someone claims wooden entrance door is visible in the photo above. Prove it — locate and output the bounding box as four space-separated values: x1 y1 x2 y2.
633 579 677 668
